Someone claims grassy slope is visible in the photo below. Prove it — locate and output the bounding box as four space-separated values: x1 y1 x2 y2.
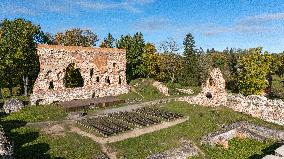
110 101 284 159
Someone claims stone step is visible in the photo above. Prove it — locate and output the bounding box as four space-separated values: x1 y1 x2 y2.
275 145 284 157
262 155 284 159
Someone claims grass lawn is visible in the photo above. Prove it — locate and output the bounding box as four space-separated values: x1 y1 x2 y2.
109 101 284 159
2 104 67 123
6 126 102 159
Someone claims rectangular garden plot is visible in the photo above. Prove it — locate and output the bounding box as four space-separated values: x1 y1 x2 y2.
77 107 184 137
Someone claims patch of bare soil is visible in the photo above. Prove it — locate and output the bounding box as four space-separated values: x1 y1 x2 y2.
41 124 66 136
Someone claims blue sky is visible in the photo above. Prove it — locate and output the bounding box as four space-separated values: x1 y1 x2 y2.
1 0 284 52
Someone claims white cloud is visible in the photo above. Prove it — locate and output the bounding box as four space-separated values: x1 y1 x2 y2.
203 12 284 36
75 0 155 13
133 17 171 32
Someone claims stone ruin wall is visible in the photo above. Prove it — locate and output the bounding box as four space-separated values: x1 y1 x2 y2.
30 44 129 105
179 67 284 126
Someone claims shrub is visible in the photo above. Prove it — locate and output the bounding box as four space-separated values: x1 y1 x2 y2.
237 48 272 95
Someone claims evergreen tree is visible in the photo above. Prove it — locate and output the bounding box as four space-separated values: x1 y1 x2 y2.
183 33 196 57
181 33 199 86
100 33 115 48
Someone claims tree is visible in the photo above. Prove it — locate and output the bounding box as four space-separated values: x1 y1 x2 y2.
54 28 99 47
142 43 159 78
158 38 179 53
237 47 272 95
116 32 146 82
181 33 199 86
157 53 184 83
0 18 44 96
183 33 195 57
100 33 115 48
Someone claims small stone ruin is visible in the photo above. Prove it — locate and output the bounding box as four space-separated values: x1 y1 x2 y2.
30 45 129 105
179 67 284 126
179 68 227 106
152 81 169 96
3 98 24 114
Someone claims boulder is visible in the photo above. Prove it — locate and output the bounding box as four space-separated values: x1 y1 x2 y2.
3 98 24 114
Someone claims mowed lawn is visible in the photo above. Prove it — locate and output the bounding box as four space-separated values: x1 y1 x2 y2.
109 101 284 159
1 100 284 158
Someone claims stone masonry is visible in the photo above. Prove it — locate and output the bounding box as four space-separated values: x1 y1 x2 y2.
179 68 227 106
31 44 129 105
179 67 284 126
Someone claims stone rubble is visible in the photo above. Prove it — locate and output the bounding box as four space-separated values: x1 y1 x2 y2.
227 94 284 125
175 88 194 95
0 128 13 159
152 81 169 96
31 44 129 105
3 98 24 114
179 67 284 126
179 68 227 107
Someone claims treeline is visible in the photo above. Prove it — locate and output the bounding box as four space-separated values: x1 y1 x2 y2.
0 18 284 98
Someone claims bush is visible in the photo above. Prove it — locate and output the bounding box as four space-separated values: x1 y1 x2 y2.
1 87 22 98
237 48 272 95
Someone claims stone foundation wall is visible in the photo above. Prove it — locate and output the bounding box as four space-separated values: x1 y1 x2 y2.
227 94 284 125
31 44 129 105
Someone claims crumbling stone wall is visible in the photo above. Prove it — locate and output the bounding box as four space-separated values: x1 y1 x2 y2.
179 68 227 106
31 44 129 105
179 67 284 126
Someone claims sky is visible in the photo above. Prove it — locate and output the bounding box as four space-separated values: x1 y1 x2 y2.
1 0 284 53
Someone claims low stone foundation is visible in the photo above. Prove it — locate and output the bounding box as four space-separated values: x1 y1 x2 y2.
201 121 284 148
227 95 284 126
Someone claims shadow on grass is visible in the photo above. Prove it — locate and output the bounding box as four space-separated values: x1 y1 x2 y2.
0 113 65 159
249 142 283 159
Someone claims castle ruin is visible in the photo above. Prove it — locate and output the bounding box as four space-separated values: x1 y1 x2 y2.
30 44 129 105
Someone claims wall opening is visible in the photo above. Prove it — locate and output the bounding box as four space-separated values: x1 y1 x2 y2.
90 68 94 78
49 81 54 90
96 76 100 82
63 63 84 88
105 76 110 85
113 63 117 68
118 75 122 84
209 77 214 86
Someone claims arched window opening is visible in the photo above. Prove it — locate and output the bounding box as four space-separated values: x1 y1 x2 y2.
49 81 54 90
113 63 117 68
96 76 100 82
63 63 84 88
105 76 110 85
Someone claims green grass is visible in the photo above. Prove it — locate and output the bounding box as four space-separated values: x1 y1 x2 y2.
2 104 67 123
118 78 165 103
110 101 284 159
202 138 279 159
7 126 102 159
271 75 284 99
